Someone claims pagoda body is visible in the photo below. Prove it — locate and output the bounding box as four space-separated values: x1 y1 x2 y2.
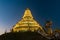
12 8 44 32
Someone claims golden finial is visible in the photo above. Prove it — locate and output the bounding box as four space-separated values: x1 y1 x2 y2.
22 8 33 18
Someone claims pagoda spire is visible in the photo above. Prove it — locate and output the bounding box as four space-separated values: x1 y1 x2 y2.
22 8 33 18
12 8 45 32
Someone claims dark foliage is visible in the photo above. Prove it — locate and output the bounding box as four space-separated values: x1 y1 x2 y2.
0 32 59 40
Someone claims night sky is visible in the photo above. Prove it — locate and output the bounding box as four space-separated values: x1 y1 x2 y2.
0 0 60 35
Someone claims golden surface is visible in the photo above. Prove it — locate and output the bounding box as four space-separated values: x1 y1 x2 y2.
12 8 44 32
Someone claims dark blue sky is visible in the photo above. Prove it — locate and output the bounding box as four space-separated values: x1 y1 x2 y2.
0 0 60 34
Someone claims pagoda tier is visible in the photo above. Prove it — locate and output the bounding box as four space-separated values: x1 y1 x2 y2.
12 8 44 32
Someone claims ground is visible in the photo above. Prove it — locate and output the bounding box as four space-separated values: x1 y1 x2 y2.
0 31 59 40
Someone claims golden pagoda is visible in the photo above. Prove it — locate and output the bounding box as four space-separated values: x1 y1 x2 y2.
12 8 44 32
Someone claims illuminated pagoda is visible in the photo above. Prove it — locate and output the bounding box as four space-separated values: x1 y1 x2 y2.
12 8 44 32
